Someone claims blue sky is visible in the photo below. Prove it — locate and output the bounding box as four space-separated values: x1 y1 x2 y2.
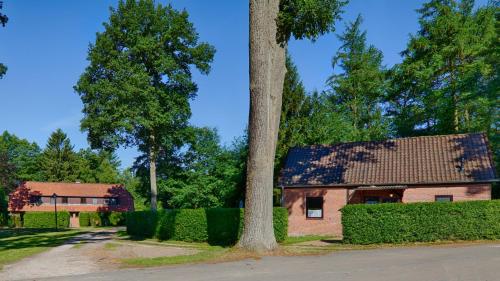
0 0 487 168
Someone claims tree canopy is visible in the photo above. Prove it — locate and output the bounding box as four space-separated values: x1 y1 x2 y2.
75 0 215 210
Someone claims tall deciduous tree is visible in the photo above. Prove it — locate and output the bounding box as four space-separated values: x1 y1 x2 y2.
75 0 215 211
327 15 389 141
0 1 8 78
241 0 346 251
0 131 42 183
40 129 78 182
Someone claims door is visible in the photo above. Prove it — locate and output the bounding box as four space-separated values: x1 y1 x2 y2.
70 212 80 228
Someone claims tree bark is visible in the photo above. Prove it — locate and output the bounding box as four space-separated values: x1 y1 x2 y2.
149 137 158 211
238 0 286 251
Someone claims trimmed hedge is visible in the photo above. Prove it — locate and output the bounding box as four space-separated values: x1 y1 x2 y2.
126 207 288 245
79 212 126 227
342 200 500 244
23 211 70 228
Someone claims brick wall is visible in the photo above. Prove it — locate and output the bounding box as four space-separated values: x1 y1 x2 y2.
402 183 491 202
284 187 347 237
284 183 491 237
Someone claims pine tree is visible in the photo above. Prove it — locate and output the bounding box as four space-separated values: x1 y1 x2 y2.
387 0 498 136
40 129 78 182
327 15 389 141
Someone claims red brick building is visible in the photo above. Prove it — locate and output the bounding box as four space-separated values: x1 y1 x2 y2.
280 133 497 237
9 181 134 227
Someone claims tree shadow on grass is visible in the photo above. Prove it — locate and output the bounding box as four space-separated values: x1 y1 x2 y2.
0 229 113 251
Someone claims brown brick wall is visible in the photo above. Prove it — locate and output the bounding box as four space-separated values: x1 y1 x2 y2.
284 183 491 237
284 187 347 237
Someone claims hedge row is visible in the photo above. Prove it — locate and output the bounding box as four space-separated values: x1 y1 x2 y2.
342 200 500 244
79 212 126 227
127 207 288 245
23 211 70 228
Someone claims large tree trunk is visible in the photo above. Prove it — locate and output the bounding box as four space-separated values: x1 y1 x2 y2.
238 0 286 251
149 143 158 211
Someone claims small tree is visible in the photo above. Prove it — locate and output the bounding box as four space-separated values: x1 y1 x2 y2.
75 0 215 210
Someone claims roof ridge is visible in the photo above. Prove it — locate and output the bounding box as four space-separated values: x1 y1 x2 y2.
291 132 486 150
25 181 121 186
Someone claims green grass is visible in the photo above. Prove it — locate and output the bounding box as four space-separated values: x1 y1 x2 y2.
0 228 84 269
122 245 227 267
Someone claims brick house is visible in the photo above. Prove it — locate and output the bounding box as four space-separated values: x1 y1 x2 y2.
9 181 134 227
279 133 497 237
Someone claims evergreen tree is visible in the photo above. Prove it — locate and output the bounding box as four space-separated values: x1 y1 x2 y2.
40 129 78 182
387 0 498 136
327 14 389 141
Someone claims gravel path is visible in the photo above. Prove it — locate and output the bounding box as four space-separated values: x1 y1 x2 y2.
0 230 117 281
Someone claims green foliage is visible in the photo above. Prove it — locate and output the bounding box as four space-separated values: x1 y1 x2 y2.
79 212 91 227
40 129 78 182
79 212 126 227
126 211 160 237
0 188 7 226
387 0 498 137
0 1 7 79
75 0 216 210
8 213 23 228
272 207 289 242
327 15 389 141
342 200 500 244
23 212 70 229
276 0 347 44
206 208 244 245
157 127 244 209
126 207 288 245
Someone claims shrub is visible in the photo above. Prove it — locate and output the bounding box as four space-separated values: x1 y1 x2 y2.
126 207 288 245
109 212 125 226
8 213 23 228
342 200 500 244
23 211 70 228
206 208 243 245
126 211 159 237
79 212 126 227
79 212 91 227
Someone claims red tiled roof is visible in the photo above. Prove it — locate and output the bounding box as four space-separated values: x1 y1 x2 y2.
280 133 497 186
20 181 124 197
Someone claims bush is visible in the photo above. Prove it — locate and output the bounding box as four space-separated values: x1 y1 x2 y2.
79 212 126 227
8 213 23 228
342 200 500 244
79 212 91 227
126 207 288 245
23 211 70 228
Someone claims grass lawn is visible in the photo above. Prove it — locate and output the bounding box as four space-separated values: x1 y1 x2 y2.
0 228 85 269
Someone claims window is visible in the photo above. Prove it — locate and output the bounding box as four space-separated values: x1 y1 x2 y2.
30 196 42 205
50 197 56 205
306 197 323 219
62 197 68 204
435 195 453 202
364 196 380 204
92 198 98 205
80 197 87 204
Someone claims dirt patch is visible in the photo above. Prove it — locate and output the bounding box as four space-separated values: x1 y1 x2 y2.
90 242 199 260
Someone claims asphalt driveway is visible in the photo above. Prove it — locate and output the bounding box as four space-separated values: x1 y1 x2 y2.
41 242 500 281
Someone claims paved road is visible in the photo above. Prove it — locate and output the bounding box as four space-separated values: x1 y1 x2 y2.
40 243 499 281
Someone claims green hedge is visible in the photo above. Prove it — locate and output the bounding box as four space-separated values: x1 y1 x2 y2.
342 200 500 244
23 211 70 228
79 212 126 227
126 207 288 245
